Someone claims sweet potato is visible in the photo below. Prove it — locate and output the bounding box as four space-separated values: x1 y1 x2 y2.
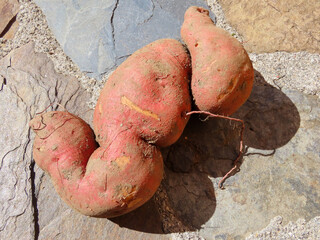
94 39 191 147
30 111 97 176
30 39 191 217
181 6 254 116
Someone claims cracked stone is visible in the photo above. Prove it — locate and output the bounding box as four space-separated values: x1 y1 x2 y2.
0 42 92 239
218 0 320 53
0 0 20 39
0 42 169 239
33 0 214 79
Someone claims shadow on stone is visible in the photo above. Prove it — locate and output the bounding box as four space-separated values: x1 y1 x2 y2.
160 69 300 231
108 69 300 234
111 198 164 234
236 70 301 150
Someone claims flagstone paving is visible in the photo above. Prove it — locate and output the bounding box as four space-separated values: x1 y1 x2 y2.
0 0 319 239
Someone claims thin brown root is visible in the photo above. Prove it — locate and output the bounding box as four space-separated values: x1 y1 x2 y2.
78 108 94 117
186 110 245 189
35 103 68 115
33 116 74 140
57 103 67 112
218 160 240 189
37 117 74 140
32 115 47 131
36 103 55 115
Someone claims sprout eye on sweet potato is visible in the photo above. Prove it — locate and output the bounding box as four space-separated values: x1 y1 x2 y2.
181 6 254 116
30 39 191 218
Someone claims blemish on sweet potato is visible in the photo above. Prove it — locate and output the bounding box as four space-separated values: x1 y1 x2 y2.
217 77 236 101
114 184 135 199
240 81 247 91
121 96 160 121
114 156 130 171
98 103 103 114
38 146 45 152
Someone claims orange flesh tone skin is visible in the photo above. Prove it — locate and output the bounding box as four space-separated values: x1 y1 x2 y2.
30 39 191 218
181 6 254 116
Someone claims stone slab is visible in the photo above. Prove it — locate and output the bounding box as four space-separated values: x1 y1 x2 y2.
0 42 91 239
37 173 168 240
247 216 320 240
163 78 320 239
33 0 215 79
0 42 170 240
218 0 320 53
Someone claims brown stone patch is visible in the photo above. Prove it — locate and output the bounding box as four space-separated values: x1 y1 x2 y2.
0 0 20 39
219 0 320 53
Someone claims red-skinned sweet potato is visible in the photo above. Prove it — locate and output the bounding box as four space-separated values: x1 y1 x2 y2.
94 39 191 148
30 112 163 217
30 39 191 218
30 111 97 176
181 6 254 116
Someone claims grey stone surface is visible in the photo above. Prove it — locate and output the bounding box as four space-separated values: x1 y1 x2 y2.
37 173 168 240
0 42 93 239
247 216 320 240
250 52 320 97
33 0 215 79
163 77 320 239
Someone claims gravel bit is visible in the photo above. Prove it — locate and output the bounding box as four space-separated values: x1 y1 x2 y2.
246 216 320 240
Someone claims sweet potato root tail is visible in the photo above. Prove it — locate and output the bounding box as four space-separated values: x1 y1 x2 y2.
186 111 244 189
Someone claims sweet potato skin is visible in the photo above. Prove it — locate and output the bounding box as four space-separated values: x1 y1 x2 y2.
30 112 163 217
77 133 163 217
30 39 191 218
30 111 97 175
181 6 254 116
94 39 191 148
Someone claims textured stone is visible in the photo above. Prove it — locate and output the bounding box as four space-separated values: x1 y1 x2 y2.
37 173 168 240
249 52 320 97
33 0 214 79
247 216 320 240
164 78 320 239
0 42 92 239
218 0 320 53
0 0 20 39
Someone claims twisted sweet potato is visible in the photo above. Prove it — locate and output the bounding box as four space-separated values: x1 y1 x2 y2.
30 39 191 218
